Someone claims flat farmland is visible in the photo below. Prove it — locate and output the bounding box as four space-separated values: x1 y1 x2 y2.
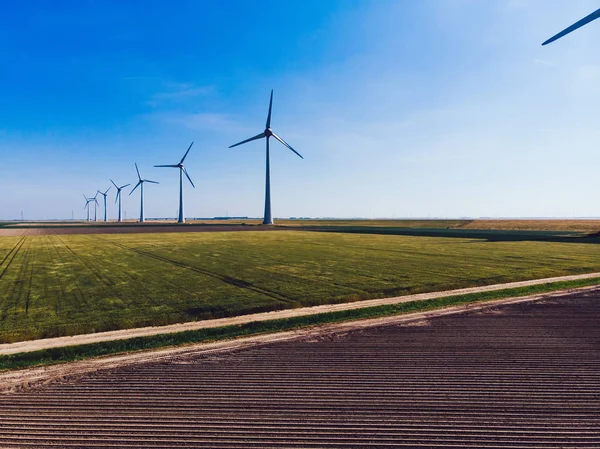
1 290 599 448
1 230 600 343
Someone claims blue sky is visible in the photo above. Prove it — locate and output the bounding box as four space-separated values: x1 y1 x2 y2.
1 0 599 220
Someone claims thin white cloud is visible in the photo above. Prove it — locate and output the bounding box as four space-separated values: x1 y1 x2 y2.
156 112 248 134
533 58 556 67
146 83 215 107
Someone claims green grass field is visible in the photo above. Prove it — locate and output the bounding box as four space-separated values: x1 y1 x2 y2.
1 230 600 343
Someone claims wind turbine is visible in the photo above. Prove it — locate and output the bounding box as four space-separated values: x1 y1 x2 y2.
111 179 131 222
83 194 93 221
129 163 159 223
542 7 600 45
229 90 303 225
154 142 195 223
97 186 111 222
92 193 99 222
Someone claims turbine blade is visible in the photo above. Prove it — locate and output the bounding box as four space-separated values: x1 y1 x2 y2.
129 181 141 195
154 164 179 168
229 132 266 148
266 89 273 128
183 167 195 188
144 179 159 184
542 8 600 45
110 179 118 189
135 162 141 180
271 131 304 159
104 186 111 195
180 141 194 164
83 194 87 201
115 190 120 204
120 183 131 189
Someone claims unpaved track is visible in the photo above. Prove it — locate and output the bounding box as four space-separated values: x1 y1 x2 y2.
0 288 599 448
2 272 599 356
1 285 598 394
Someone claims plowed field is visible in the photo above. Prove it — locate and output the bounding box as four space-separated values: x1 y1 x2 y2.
0 290 598 448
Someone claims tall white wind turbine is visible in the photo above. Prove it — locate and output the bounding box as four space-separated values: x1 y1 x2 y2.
129 163 159 223
229 90 303 225
154 142 195 223
83 194 93 221
97 186 111 222
92 193 99 222
111 179 131 223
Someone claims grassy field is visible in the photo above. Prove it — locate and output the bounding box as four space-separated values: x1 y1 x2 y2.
1 230 600 343
2 276 599 371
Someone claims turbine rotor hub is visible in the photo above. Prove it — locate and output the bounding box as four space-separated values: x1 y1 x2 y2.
265 128 273 137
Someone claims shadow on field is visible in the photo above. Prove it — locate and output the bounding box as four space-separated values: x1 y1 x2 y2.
294 226 600 244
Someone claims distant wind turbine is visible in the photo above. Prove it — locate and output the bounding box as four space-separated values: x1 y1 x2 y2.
229 90 303 225
92 193 99 222
111 179 131 223
154 142 195 223
97 186 111 222
542 8 600 45
83 194 93 222
129 163 159 223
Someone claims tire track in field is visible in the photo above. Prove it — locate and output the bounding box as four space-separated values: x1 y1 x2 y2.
51 236 88 312
0 237 26 281
55 238 124 304
1 237 31 323
98 238 294 305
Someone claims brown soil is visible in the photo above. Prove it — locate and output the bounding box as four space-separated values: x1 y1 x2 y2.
0 288 599 447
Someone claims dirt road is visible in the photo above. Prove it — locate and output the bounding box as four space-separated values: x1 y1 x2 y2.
2 271 599 356
1 284 598 394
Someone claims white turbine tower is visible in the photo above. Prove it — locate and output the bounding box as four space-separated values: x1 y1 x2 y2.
83 194 94 221
154 142 195 223
129 163 158 223
111 179 131 223
92 193 99 222
97 186 111 222
229 90 303 225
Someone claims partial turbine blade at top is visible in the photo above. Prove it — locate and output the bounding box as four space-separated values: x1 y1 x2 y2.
135 163 142 180
129 181 141 195
104 186 111 195
110 179 118 189
229 132 266 148
183 167 195 188
271 131 304 159
180 141 194 164
542 8 600 45
266 89 273 129
154 164 179 168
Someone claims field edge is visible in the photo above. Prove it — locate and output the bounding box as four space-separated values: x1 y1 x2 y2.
1 276 599 375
